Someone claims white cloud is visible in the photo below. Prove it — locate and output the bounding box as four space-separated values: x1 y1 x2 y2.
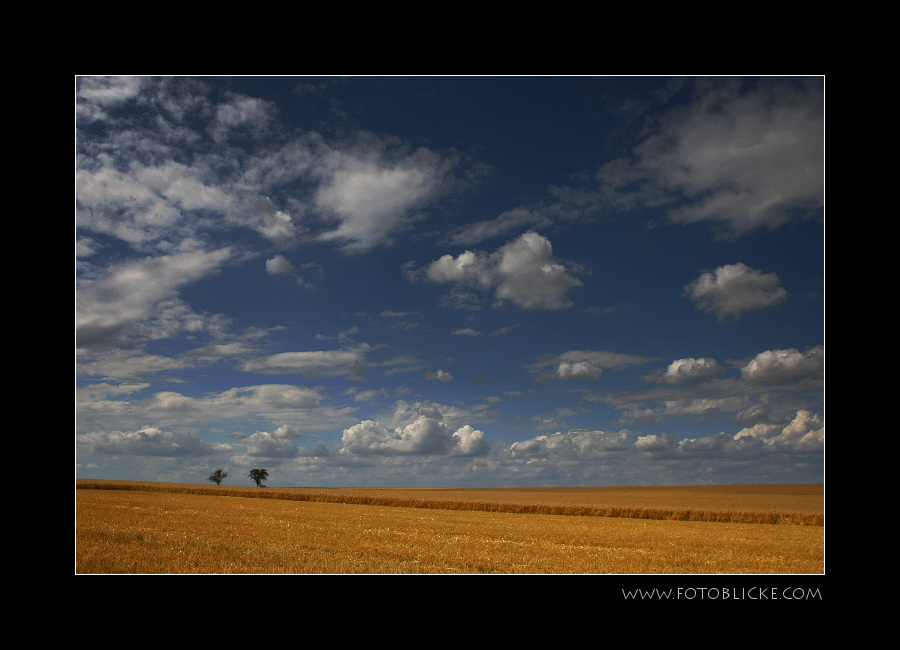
510 429 631 459
208 92 277 143
423 369 455 382
76 347 196 380
683 262 787 320
493 232 584 309
530 349 658 381
132 296 233 343
741 346 824 383
445 206 553 246
419 231 583 310
77 425 220 456
633 432 675 452
677 432 734 453
450 425 491 456
346 387 390 403
241 346 370 378
75 78 825 489
315 147 457 251
340 415 488 456
244 425 306 458
76 382 149 400
248 196 298 244
76 81 465 256
76 382 356 442
616 406 664 426
556 360 603 381
75 159 264 249
661 396 748 417
531 407 580 431
647 357 725 384
76 248 233 350
376 399 495 434
76 76 143 122
143 385 327 415
733 410 824 451
266 254 294 274
77 76 143 105
443 184 606 248
598 79 824 238
425 249 493 286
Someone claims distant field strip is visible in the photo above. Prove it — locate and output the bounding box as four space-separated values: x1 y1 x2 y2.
75 481 823 526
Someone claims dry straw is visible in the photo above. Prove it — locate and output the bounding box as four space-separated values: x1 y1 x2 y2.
75 480 823 526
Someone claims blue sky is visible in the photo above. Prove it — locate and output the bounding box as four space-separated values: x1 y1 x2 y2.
75 76 824 488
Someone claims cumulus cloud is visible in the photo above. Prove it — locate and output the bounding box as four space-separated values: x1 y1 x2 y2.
556 360 604 381
683 262 787 320
633 432 675 452
645 357 725 384
415 231 582 310
243 425 309 458
424 249 493 286
265 254 294 274
341 416 489 456
377 399 493 433
741 346 824 383
450 425 491 456
733 410 824 451
493 231 584 309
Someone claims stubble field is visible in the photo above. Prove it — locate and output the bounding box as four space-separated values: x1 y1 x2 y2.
75 480 824 574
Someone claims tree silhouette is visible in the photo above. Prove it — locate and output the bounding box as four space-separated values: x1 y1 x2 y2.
207 469 227 485
249 468 269 487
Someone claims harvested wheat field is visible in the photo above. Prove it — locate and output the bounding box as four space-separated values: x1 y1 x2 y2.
75 480 824 574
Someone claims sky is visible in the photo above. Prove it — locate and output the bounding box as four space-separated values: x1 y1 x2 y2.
75 76 824 488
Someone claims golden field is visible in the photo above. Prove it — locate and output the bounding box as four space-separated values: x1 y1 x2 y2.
75 480 824 574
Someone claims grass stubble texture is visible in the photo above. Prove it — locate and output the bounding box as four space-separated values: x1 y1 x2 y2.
75 480 824 574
